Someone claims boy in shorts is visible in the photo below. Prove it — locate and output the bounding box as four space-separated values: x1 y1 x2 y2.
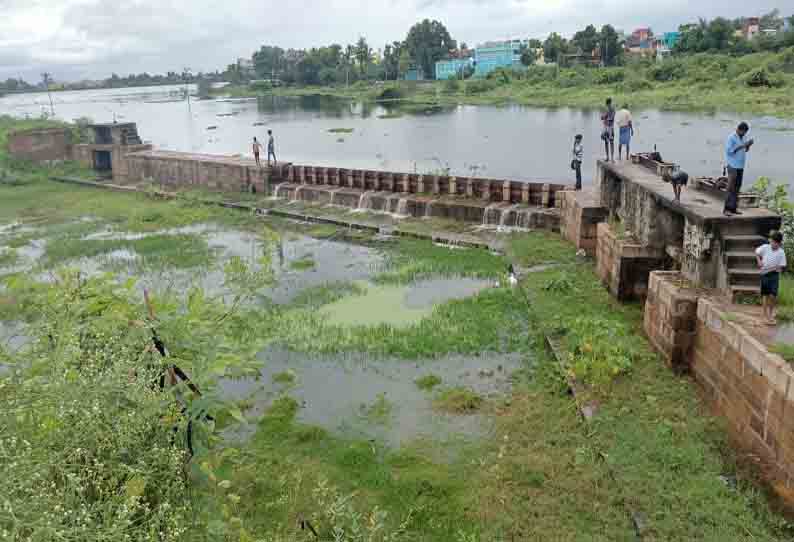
756 231 787 325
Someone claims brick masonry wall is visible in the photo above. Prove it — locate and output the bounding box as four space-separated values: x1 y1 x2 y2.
644 271 699 371
644 271 794 497
597 223 668 301
693 298 794 491
559 190 608 256
7 128 72 162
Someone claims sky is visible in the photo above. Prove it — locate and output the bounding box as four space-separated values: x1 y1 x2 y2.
0 0 791 83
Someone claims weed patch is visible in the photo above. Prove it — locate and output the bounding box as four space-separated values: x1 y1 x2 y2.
433 387 483 414
415 374 442 390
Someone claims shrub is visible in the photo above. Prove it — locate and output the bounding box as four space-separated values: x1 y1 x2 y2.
593 68 625 85
376 85 404 101
524 65 558 84
744 68 785 88
465 79 498 94
751 177 794 257
623 77 653 92
443 77 461 94
647 59 688 82
557 70 587 88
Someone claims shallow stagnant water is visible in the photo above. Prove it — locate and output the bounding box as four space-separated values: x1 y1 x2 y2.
218 346 526 447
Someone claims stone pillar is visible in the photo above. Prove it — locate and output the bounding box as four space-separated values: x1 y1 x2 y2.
402 174 410 193
333 169 341 186
449 176 457 195
286 165 294 183
503 181 512 203
542 183 551 207
373 173 381 191
431 175 440 195
521 184 530 204
383 173 393 192
416 175 425 194
466 179 475 198
348 170 355 188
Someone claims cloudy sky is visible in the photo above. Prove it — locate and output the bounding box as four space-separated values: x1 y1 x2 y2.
1 0 791 82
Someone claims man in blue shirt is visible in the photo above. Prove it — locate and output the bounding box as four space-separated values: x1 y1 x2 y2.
723 122 754 216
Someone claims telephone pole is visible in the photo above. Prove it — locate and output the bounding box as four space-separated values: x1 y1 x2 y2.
42 72 55 117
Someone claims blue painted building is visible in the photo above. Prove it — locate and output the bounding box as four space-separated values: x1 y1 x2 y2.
435 58 473 80
474 40 526 77
662 31 681 49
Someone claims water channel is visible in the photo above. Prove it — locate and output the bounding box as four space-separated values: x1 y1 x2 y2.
1 84 793 189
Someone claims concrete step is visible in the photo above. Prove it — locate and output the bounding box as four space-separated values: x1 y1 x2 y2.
731 285 761 296
723 234 765 252
725 251 757 261
729 268 762 276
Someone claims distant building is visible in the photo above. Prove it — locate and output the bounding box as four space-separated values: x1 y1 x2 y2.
743 17 761 40
402 64 425 81
625 27 655 55
662 31 680 49
435 58 473 80
474 39 526 77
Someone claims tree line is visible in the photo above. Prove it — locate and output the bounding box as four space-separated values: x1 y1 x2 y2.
675 11 794 54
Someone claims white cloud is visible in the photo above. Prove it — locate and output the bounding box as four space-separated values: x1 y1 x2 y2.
0 0 791 81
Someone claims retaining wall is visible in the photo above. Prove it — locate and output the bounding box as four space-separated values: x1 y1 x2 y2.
125 150 282 194
7 127 72 162
596 222 668 301
558 190 609 256
645 271 794 497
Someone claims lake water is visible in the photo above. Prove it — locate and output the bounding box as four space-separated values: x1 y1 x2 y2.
2 85 793 189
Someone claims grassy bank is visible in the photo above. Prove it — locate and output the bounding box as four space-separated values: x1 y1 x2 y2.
214 49 794 118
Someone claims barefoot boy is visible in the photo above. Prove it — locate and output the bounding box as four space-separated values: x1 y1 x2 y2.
756 231 786 325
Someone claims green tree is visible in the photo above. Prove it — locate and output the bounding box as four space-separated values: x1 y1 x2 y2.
599 25 622 66
404 19 457 80
528 39 543 49
572 24 599 54
398 48 412 79
383 41 403 81
355 37 372 77
543 32 567 63
705 17 735 51
253 46 285 79
520 46 536 66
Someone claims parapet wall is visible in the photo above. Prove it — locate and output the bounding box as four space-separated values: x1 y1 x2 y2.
125 150 279 194
7 127 72 162
558 190 608 256
645 271 794 497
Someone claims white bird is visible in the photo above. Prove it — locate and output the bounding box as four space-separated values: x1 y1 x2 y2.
508 272 518 287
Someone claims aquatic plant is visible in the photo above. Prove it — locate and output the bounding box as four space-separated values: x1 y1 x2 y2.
433 387 483 414
415 374 442 390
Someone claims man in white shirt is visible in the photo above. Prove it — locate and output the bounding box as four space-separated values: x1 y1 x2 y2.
756 231 787 325
615 104 633 161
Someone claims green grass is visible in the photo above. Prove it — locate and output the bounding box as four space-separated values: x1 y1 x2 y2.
43 233 214 269
289 256 316 271
0 248 18 267
359 393 394 424
777 274 794 321
505 230 579 268
433 387 483 414
415 374 442 391
272 370 297 385
377 237 505 284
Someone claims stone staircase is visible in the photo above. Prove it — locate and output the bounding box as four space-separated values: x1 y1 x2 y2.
724 233 766 297
122 125 143 145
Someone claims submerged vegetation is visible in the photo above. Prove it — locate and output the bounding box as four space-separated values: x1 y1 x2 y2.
1 116 793 540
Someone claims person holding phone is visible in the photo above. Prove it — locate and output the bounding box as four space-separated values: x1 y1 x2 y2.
724 122 754 216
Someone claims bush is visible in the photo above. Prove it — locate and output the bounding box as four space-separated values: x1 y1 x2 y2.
557 70 588 88
486 67 521 85
744 68 785 88
647 59 688 82
752 177 794 257
376 85 405 101
622 76 653 92
443 77 461 94
465 79 498 94
593 68 625 85
524 65 558 84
